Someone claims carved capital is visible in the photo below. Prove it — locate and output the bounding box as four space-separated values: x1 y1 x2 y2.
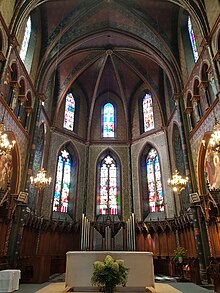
25 106 33 115
18 94 27 104
192 95 200 102
199 81 209 90
185 107 193 114
173 92 182 101
10 80 20 91
37 93 46 102
9 35 19 47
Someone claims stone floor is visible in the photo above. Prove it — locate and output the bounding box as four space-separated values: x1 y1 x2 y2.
16 277 215 293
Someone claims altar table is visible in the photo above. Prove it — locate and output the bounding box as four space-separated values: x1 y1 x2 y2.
0 270 21 292
65 251 154 292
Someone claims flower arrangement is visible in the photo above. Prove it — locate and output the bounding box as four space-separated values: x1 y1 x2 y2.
91 255 129 293
173 246 187 263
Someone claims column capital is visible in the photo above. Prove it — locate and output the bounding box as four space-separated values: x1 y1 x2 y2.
173 92 183 101
37 93 46 102
9 35 19 48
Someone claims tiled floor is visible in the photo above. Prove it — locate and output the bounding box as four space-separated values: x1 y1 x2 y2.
15 273 215 293
16 281 215 293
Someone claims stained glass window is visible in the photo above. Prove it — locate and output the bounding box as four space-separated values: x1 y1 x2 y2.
63 93 75 131
20 16 31 62
146 148 164 212
188 17 198 62
97 155 119 215
53 149 72 213
143 93 154 132
103 103 115 137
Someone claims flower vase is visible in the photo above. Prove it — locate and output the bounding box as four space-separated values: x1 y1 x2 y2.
178 256 183 263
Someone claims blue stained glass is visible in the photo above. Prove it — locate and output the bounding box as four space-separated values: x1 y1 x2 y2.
188 17 199 62
53 150 72 212
98 155 118 215
103 103 115 137
20 16 31 62
146 148 164 212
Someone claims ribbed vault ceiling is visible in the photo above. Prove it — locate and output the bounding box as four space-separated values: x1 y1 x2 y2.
13 0 208 121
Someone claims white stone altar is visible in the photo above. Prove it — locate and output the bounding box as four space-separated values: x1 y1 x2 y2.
65 251 155 292
0 269 21 292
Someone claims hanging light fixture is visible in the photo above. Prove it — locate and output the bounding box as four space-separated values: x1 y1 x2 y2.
168 170 188 193
30 168 51 190
208 118 220 153
0 109 16 156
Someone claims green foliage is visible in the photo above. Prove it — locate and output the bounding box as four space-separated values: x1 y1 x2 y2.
173 246 187 262
91 255 129 293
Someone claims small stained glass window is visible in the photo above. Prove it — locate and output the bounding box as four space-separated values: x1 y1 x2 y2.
143 92 154 132
97 155 119 215
20 16 31 62
103 103 115 137
63 93 75 131
188 17 199 62
146 148 164 212
53 149 72 213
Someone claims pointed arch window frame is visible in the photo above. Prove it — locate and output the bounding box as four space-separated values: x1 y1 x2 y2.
20 16 32 62
101 102 116 138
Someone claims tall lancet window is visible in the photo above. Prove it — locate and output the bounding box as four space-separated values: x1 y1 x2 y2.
97 155 120 215
53 149 72 213
63 93 75 131
102 103 115 137
143 92 154 132
146 148 164 212
188 16 198 62
20 16 31 62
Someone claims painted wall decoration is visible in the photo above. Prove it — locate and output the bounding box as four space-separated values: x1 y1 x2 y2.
205 149 220 190
0 153 13 190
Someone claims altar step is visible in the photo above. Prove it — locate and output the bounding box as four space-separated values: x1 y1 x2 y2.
155 274 177 283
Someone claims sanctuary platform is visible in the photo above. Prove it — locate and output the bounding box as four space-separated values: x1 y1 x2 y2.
65 251 154 292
